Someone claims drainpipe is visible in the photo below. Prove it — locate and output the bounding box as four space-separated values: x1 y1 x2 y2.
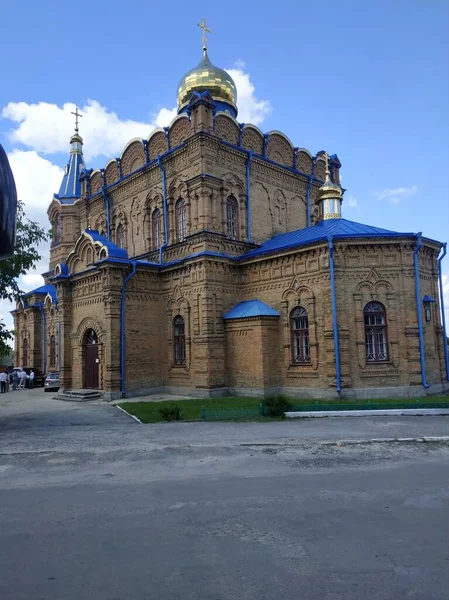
38 305 47 375
328 235 341 393
57 320 61 371
120 261 137 397
246 151 253 243
414 233 429 389
438 243 449 380
156 156 168 264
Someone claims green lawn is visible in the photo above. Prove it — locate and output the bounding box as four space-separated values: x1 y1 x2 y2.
119 395 449 424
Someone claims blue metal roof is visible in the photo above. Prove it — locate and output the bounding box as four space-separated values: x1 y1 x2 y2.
84 229 128 259
223 299 280 320
24 284 57 304
241 218 416 260
57 133 85 201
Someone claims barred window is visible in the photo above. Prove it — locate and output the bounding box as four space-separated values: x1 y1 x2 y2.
50 335 56 367
152 209 162 250
173 315 186 365
116 224 125 248
290 306 311 363
226 196 238 240
364 301 388 362
176 199 187 242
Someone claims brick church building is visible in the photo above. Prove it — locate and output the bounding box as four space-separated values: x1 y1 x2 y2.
12 34 449 401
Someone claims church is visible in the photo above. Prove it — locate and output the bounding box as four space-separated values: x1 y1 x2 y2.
12 25 449 401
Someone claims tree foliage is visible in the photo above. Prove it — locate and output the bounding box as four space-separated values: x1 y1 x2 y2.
0 201 49 357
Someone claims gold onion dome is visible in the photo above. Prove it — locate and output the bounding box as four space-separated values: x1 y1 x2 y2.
317 152 343 221
177 48 237 111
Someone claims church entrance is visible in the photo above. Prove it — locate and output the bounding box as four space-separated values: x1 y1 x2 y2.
84 329 99 389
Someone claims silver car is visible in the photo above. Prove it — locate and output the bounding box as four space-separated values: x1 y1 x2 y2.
44 371 60 392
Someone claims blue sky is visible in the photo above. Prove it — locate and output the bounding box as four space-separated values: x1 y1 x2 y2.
0 0 448 329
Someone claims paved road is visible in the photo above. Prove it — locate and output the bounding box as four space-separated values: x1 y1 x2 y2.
1 388 448 599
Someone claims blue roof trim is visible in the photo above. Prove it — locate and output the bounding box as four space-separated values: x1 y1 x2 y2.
160 250 234 268
423 295 436 303
223 299 280 320
23 284 57 304
239 218 419 260
84 229 128 259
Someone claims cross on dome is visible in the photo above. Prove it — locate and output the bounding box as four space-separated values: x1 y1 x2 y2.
71 107 83 133
197 18 210 51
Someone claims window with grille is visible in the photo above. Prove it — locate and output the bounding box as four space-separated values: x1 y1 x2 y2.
152 209 161 250
116 224 125 248
176 199 187 242
290 306 311 363
173 315 186 365
226 196 238 239
364 301 388 362
50 335 56 367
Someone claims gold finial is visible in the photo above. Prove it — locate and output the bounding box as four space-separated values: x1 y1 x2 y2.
71 107 83 133
197 18 211 51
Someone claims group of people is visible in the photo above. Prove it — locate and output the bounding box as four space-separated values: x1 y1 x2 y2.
0 369 34 393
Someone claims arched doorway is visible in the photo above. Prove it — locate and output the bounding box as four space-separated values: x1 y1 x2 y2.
22 338 28 367
84 329 99 389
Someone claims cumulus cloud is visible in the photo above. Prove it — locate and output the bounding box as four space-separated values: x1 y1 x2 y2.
227 61 272 125
1 63 271 164
374 185 418 204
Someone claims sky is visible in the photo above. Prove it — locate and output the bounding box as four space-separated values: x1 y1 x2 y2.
0 0 448 333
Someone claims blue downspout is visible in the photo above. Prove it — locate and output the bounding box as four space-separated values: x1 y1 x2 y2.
38 305 47 375
157 156 168 264
246 151 253 243
438 243 449 380
120 261 137 397
57 320 61 371
101 188 111 242
414 233 429 389
328 236 341 393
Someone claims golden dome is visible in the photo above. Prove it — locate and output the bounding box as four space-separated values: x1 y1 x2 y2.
177 49 237 110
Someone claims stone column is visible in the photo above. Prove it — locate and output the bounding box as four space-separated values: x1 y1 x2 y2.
56 280 73 391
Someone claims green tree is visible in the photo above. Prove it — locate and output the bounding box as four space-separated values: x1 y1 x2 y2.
0 201 49 357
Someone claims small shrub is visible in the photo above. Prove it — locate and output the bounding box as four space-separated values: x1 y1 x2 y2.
158 405 182 421
262 394 293 417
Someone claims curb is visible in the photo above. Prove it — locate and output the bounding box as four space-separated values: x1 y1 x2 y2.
323 436 449 446
285 408 449 419
116 405 142 424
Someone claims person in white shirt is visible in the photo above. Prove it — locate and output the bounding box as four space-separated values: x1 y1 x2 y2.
29 370 35 389
0 370 7 393
19 370 27 389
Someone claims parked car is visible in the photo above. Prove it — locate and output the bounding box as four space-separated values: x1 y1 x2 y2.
44 372 60 392
23 368 46 387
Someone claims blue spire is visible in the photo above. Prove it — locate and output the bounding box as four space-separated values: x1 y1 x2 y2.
57 119 85 202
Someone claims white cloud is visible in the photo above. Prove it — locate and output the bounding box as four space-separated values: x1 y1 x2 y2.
345 195 358 209
227 61 272 125
374 185 418 204
2 64 271 164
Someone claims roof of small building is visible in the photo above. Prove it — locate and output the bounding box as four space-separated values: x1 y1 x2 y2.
241 218 417 260
23 284 57 305
223 299 280 320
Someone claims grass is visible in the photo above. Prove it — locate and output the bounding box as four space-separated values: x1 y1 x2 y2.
119 395 449 424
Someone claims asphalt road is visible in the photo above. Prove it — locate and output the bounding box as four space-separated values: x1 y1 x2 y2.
1 388 448 599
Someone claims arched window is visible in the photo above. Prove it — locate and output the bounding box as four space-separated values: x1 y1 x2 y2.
290 306 310 364
152 208 162 250
364 302 388 362
116 223 125 248
54 214 62 243
85 329 98 345
22 338 28 367
175 199 187 242
226 196 239 239
50 335 56 367
173 315 186 365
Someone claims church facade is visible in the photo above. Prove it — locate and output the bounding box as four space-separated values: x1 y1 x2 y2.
12 39 449 401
